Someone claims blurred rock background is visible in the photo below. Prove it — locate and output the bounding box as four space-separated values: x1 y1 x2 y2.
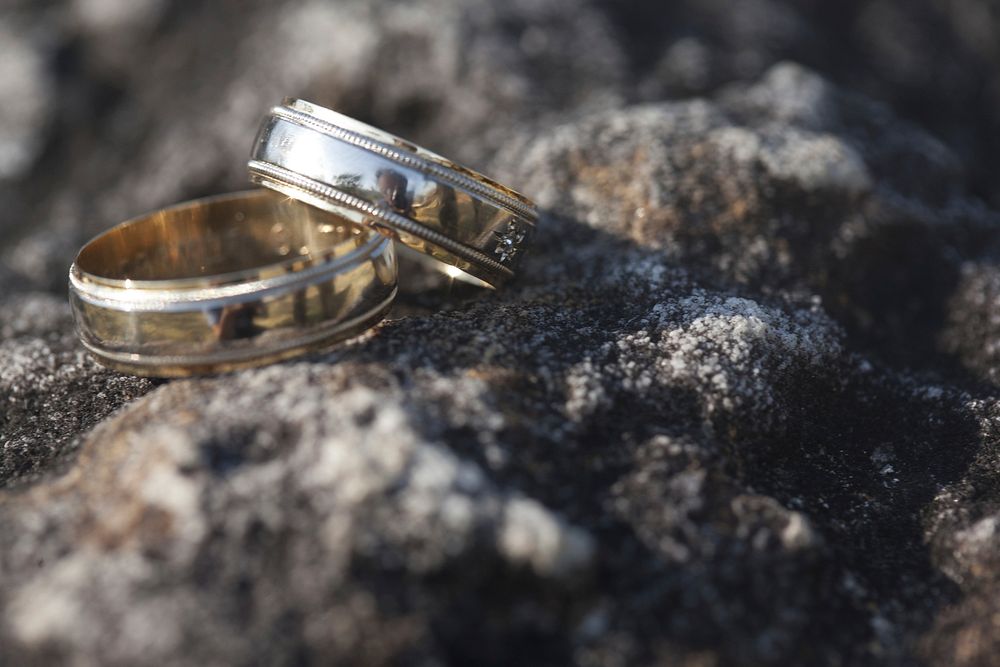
1 1 1000 665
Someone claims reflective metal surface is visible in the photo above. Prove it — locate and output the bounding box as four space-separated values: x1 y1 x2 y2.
69 190 397 377
248 99 537 288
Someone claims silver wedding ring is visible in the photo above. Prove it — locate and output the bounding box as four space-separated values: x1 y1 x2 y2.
249 99 537 288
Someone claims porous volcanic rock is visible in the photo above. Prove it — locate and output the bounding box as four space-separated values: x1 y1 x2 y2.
2 2 1000 666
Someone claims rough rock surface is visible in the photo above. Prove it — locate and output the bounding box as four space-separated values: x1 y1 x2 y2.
2 1 1000 665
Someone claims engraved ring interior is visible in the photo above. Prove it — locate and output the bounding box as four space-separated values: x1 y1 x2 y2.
69 190 397 376
249 99 537 288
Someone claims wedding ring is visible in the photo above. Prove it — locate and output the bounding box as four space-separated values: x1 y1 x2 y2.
248 99 537 288
69 190 397 377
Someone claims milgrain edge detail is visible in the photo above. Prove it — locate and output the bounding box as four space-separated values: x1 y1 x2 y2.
268 104 538 223
248 160 516 282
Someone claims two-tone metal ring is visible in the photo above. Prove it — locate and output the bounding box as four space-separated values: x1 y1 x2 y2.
69 190 396 376
249 99 537 288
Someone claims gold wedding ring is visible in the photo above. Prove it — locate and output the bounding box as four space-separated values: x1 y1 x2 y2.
249 99 537 288
69 190 396 376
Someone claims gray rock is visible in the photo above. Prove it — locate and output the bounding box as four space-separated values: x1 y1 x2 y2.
0 292 153 487
612 0 1000 206
0 21 52 182
942 262 1000 385
0 366 594 664
494 63 1000 368
2 2 1000 665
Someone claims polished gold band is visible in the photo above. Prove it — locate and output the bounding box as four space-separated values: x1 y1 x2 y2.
249 99 537 288
69 190 397 377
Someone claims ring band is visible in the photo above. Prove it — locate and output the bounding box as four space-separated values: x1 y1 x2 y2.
69 190 397 377
248 99 537 288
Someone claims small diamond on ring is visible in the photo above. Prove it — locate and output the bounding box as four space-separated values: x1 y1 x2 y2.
493 222 526 264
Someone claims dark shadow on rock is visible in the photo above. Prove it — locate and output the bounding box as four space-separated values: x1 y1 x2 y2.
736 362 981 660
817 218 964 372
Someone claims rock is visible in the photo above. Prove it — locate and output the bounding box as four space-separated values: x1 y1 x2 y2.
0 293 153 487
920 396 1000 666
0 367 595 664
942 262 1000 385
493 63 1000 368
611 0 1000 206
1 2 1000 666
2 244 864 664
0 21 53 182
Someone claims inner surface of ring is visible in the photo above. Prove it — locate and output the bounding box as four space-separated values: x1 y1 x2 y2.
76 190 368 285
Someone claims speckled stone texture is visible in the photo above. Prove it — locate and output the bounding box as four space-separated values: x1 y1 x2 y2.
2 1 1000 666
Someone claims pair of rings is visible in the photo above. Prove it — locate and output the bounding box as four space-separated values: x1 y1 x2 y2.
69 100 537 376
